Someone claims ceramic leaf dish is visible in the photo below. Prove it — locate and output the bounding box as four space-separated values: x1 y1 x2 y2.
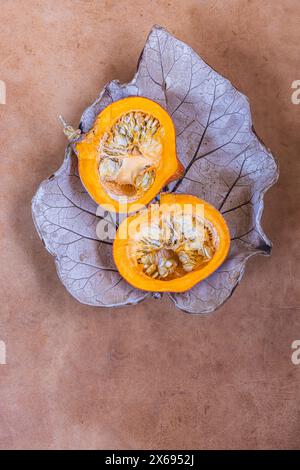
32 26 278 314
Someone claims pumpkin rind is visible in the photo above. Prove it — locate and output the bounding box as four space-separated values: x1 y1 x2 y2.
74 96 183 213
113 193 230 292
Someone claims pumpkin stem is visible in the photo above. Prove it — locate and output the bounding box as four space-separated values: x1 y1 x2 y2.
59 115 81 141
152 292 162 299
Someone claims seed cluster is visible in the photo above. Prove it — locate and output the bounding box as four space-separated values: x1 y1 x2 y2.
135 212 217 280
98 111 162 195
138 249 178 279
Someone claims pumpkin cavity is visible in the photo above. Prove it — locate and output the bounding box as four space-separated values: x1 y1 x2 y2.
133 209 219 280
98 111 162 200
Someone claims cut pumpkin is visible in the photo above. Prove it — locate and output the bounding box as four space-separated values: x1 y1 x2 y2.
113 193 230 292
74 97 183 213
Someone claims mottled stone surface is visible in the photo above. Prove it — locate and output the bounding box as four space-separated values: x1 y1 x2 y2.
0 0 299 449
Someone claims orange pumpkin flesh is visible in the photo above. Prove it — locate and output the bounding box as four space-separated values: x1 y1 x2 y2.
75 97 183 213
113 193 230 293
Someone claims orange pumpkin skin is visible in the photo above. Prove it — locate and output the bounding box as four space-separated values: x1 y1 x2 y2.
74 97 183 214
113 193 231 293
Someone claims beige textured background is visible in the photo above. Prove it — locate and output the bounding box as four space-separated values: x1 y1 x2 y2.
0 0 299 449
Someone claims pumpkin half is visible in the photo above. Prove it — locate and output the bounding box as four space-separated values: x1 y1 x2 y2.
113 193 230 292
74 97 183 213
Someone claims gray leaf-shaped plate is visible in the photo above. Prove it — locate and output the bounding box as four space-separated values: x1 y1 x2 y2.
32 25 278 314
